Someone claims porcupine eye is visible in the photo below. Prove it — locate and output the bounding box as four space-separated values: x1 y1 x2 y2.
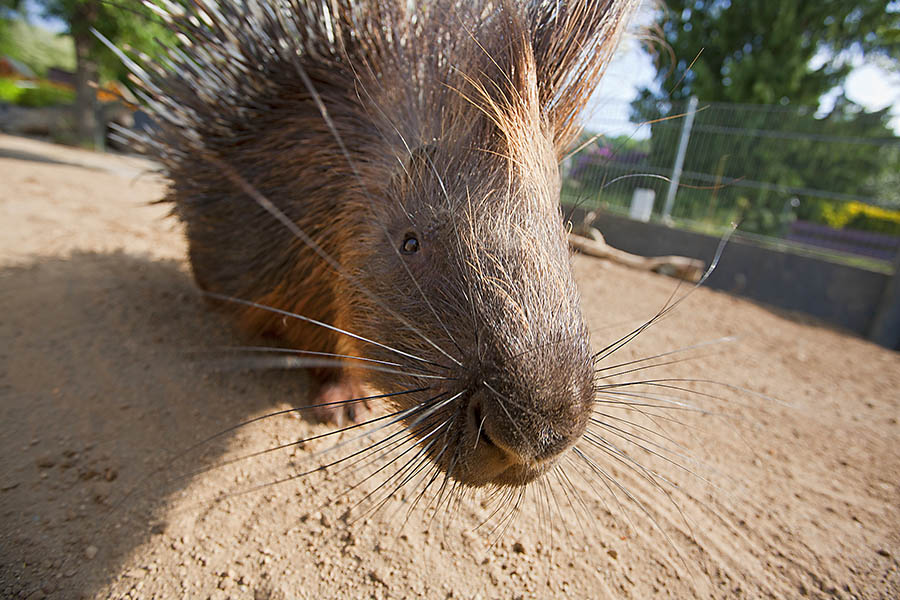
400 234 419 255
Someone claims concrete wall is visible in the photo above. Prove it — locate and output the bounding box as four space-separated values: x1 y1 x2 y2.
574 210 897 348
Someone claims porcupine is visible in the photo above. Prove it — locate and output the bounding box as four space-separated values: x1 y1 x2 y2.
124 0 638 489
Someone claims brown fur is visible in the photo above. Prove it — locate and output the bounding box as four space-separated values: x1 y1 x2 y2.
135 0 636 488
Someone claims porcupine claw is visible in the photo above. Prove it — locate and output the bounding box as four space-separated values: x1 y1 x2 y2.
308 378 371 426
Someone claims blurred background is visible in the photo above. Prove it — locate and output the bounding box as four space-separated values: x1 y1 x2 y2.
0 0 171 148
1 0 899 348
570 1 900 350
576 1 899 255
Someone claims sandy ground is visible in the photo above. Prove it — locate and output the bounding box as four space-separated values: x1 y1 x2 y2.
0 133 898 599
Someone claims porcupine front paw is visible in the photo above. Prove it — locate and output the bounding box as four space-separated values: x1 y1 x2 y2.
308 377 371 426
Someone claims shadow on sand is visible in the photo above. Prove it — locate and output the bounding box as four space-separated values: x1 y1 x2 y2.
0 250 315 599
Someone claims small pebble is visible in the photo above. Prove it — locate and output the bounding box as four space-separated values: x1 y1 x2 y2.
85 545 98 560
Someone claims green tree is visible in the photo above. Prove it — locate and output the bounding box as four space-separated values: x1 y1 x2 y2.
4 0 170 148
0 0 23 43
639 1 896 106
631 0 900 235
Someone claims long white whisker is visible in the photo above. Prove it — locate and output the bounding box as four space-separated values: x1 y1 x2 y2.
210 345 407 368
200 354 452 381
597 354 726 381
203 291 443 368
585 423 719 488
178 392 457 507
110 386 429 512
592 227 735 364
311 391 465 462
593 336 737 371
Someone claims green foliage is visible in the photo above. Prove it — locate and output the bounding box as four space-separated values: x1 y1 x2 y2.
631 0 900 237
868 145 900 207
41 1 174 81
2 1 176 147
821 201 900 236
0 76 21 102
630 97 900 235
17 81 75 106
637 0 898 106
564 135 652 211
575 131 651 155
0 76 75 106
0 17 76 75
4 1 174 83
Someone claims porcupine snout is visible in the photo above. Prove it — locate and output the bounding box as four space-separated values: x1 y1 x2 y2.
456 323 594 485
439 216 596 487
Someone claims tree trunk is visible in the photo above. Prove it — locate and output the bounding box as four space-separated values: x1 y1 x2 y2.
71 3 100 149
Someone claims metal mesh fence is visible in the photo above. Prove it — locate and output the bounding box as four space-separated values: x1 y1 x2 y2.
563 97 900 269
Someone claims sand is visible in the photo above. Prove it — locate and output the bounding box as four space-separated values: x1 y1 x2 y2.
1 133 898 599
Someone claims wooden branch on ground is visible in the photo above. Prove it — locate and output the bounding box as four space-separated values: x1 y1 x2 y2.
569 227 705 282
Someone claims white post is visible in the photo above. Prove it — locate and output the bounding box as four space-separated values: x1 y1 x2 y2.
662 95 698 220
629 188 655 222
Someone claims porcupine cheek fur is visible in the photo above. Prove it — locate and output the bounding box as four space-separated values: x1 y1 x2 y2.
352 141 596 488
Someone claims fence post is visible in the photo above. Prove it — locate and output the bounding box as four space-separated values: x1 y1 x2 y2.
869 248 900 349
662 95 698 220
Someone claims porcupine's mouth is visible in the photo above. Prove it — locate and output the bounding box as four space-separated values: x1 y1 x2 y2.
453 393 556 488
407 373 575 488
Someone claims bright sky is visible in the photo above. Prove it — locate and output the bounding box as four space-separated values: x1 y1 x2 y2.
583 33 659 138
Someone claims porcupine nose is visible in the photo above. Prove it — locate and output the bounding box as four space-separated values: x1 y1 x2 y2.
466 372 592 468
